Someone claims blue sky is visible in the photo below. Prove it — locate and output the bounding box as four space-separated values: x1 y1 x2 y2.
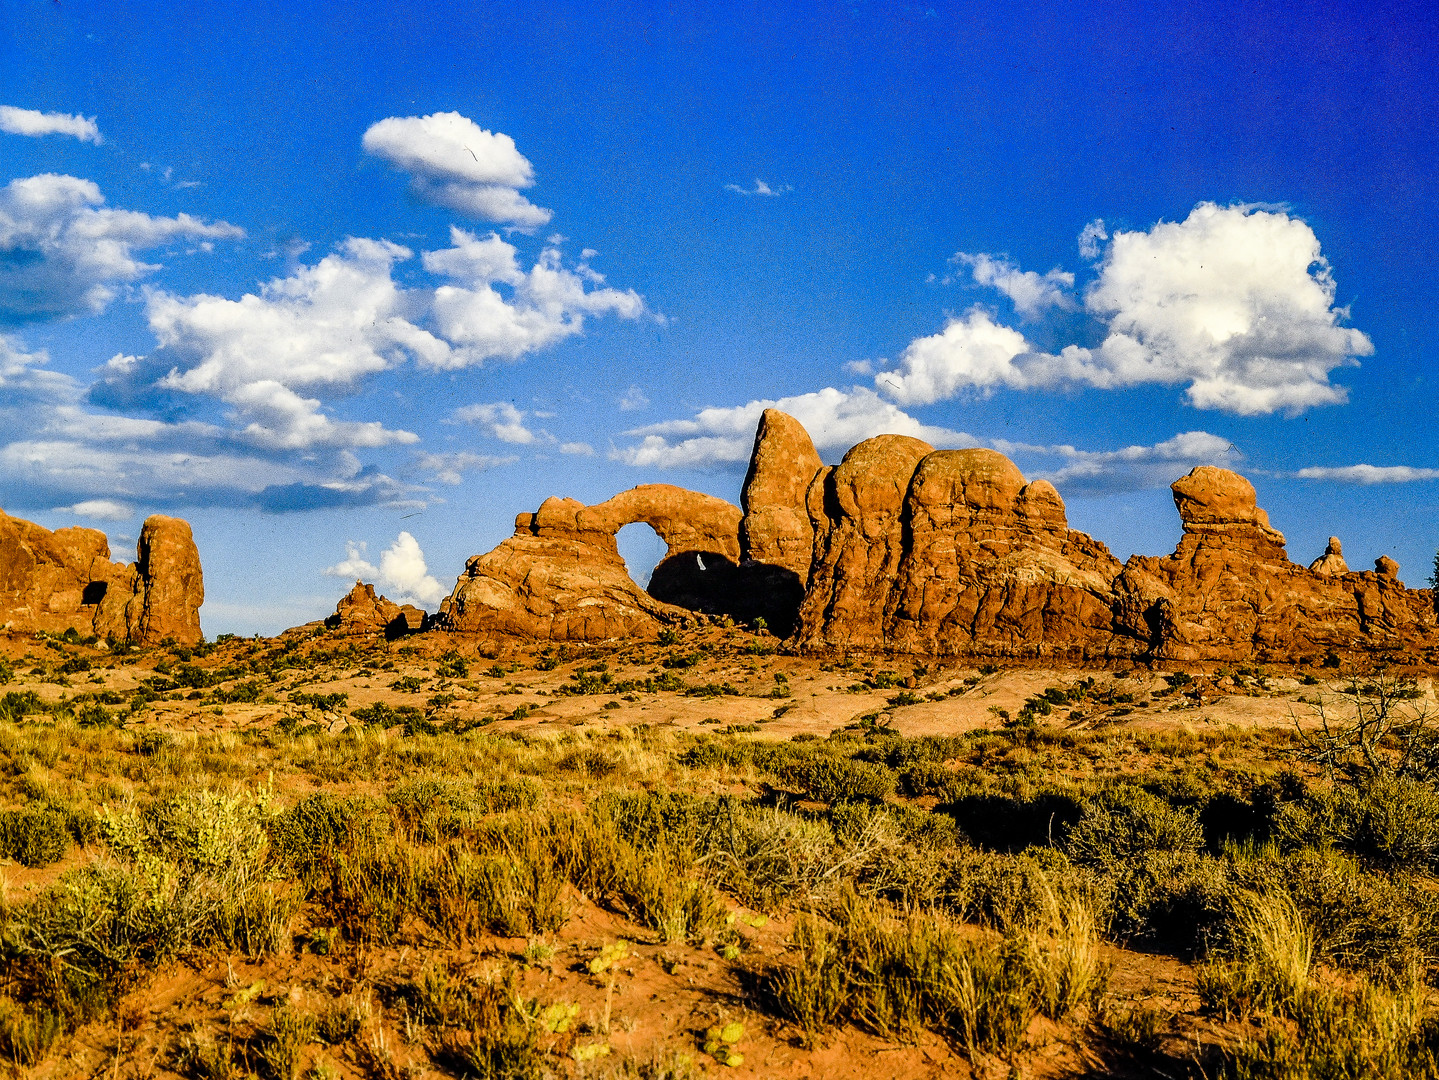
3 0 1438 634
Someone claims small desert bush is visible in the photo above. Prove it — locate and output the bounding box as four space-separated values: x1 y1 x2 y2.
1064 785 1204 866
763 877 1105 1058
0 805 73 867
1105 850 1232 954
0 997 65 1067
420 833 569 941
266 793 386 878
1274 775 1439 872
256 1003 316 1080
425 969 547 1080
791 755 896 803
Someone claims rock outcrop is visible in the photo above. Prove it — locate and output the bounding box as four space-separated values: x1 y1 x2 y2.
795 441 1127 658
438 410 1439 664
735 410 826 634
435 484 744 641
1309 537 1349 576
1112 468 1439 663
325 581 423 637
739 408 824 576
0 510 205 644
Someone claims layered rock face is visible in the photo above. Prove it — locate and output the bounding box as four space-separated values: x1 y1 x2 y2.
0 510 205 644
435 484 744 641
795 440 1127 658
1112 468 1439 663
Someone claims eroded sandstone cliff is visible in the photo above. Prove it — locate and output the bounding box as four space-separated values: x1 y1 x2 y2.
0 511 205 644
1112 467 1438 664
432 410 1439 664
795 439 1127 659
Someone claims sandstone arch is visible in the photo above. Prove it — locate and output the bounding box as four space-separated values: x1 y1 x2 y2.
433 484 745 641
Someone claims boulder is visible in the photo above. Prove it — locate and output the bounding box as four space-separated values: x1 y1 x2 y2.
0 509 204 644
435 484 744 641
1309 537 1349 576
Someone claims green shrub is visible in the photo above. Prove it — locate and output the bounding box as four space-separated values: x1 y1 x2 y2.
1064 786 1203 866
1223 979 1439 1079
266 793 384 876
1106 851 1231 955
0 806 72 867
791 756 896 804
1275 776 1439 871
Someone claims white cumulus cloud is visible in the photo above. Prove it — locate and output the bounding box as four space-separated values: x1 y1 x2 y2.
0 106 102 143
879 203 1372 417
875 308 1032 405
362 111 551 228
954 253 1074 317
425 227 644 366
615 386 973 468
0 173 243 325
326 533 445 607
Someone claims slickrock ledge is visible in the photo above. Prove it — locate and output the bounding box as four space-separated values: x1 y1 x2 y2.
0 510 204 644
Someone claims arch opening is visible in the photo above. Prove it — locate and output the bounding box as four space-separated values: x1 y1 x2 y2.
616 521 668 589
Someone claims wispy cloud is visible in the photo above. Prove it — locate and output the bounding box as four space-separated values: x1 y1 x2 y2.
0 106 101 143
1294 464 1439 484
724 179 792 196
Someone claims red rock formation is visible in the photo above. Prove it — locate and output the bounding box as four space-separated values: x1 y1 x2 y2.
1112 468 1439 663
795 440 1127 658
435 484 742 641
0 509 205 644
796 435 936 650
131 516 205 645
325 581 418 637
438 411 1439 664
739 408 824 576
1309 536 1349 576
